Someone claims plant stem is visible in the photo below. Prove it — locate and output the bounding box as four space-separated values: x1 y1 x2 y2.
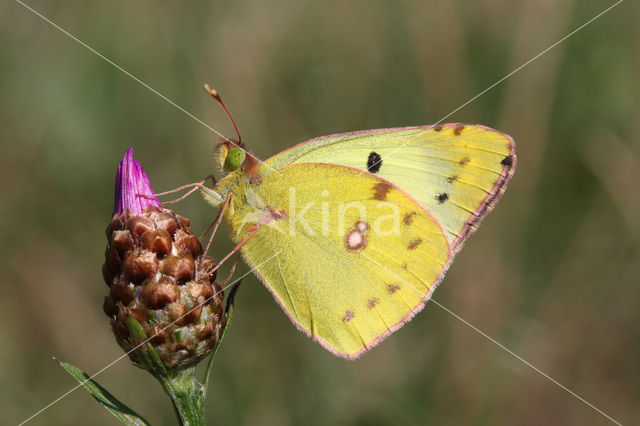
159 367 206 426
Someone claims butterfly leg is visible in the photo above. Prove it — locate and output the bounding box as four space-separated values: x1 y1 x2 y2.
209 226 260 274
200 192 233 255
218 256 239 286
140 175 218 205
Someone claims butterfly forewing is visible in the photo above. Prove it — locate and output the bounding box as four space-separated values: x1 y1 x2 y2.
261 124 516 253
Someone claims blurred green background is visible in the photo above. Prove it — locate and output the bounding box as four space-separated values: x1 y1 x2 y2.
2 0 638 424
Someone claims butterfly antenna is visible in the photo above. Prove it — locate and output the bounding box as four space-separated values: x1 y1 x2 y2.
204 84 242 144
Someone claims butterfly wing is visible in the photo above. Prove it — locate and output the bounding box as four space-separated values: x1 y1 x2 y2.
229 163 450 359
261 124 515 253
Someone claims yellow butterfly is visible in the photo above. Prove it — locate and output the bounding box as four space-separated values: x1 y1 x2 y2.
201 87 516 359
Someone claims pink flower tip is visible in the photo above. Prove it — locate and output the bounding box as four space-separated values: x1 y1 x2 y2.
113 147 162 215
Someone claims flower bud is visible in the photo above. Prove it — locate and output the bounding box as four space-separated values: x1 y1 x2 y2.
103 148 227 370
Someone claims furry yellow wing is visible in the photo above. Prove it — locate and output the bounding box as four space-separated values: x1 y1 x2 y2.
261 124 515 253
226 163 451 359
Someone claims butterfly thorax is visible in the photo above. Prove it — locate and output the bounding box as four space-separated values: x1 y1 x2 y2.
213 168 283 243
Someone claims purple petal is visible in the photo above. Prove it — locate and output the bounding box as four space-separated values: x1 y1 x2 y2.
114 147 162 215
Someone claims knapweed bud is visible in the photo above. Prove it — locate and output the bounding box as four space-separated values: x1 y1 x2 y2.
103 147 227 371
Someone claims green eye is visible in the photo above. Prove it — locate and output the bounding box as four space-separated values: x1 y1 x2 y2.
225 147 246 170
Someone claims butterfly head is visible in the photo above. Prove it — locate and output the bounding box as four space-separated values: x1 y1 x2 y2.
226 146 246 170
215 139 243 173
214 139 261 182
222 143 246 173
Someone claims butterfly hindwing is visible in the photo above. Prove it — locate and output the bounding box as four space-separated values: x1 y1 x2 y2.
227 163 451 358
261 124 516 253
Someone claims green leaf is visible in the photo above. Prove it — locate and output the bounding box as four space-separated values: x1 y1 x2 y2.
56 358 151 426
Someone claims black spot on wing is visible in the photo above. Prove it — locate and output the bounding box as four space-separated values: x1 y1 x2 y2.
501 155 513 166
367 151 382 173
436 193 449 204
